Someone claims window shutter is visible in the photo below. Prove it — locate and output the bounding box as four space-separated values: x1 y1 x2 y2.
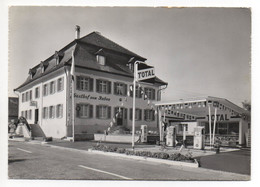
96 105 99 118
124 84 127 96
61 104 63 118
152 110 155 121
107 106 111 119
96 80 100 92
130 108 132 120
76 104 80 117
114 82 117 95
56 105 59 117
152 89 155 100
139 109 142 120
90 78 93 91
54 81 56 93
89 105 93 118
144 110 147 121
144 88 148 100
130 85 133 97
108 81 111 94
124 108 127 120
76 76 80 90
61 78 64 91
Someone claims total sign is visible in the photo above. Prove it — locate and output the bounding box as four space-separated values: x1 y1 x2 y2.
136 68 155 81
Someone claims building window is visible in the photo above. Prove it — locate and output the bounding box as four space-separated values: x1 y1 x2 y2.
96 55 106 65
57 77 64 92
96 79 111 94
178 124 188 133
144 88 155 100
35 87 40 99
56 104 63 118
29 110 32 120
50 81 56 94
76 103 93 118
43 84 48 96
29 90 32 101
43 107 48 119
114 82 127 96
96 105 111 119
130 85 142 98
25 110 28 119
22 93 25 102
144 109 155 121
76 76 93 91
130 108 142 121
21 111 24 117
49 106 55 119
25 92 29 101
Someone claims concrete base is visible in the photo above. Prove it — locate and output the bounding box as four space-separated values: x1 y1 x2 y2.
94 134 139 143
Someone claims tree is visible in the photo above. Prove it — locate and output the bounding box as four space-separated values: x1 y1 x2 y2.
242 100 251 112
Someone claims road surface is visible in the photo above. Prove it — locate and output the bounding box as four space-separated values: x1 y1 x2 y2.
8 140 249 180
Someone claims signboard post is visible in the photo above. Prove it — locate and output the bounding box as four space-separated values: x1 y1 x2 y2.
212 101 219 145
132 61 155 149
208 103 212 147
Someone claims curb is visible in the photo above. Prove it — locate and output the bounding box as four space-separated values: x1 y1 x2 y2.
88 149 199 168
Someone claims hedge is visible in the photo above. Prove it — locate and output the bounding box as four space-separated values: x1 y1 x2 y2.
91 144 195 163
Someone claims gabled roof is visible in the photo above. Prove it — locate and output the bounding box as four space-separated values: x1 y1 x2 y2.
79 32 146 61
154 96 250 117
14 31 167 91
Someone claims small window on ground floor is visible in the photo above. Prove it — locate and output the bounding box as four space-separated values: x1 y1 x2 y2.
76 103 93 118
96 105 111 119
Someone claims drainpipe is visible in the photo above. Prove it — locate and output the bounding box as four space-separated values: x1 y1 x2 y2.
64 66 70 137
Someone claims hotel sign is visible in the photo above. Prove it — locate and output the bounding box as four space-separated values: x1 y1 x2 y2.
137 67 155 81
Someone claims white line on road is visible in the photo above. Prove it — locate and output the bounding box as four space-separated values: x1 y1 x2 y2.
78 165 132 180
17 148 32 154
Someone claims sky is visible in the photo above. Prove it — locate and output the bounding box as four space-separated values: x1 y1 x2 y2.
8 7 251 107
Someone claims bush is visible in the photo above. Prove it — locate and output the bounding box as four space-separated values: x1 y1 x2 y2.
125 150 135 155
91 144 195 163
116 148 126 153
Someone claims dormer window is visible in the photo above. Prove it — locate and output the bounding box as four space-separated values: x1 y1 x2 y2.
40 61 48 74
28 69 36 79
96 55 106 66
54 51 64 65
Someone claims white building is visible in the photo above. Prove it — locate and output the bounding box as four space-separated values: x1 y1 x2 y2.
14 26 167 139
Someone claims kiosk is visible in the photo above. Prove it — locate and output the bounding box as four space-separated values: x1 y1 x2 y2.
166 126 176 147
141 125 148 143
193 127 205 149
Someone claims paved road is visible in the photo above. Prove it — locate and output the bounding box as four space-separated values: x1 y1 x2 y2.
196 149 251 175
8 140 249 180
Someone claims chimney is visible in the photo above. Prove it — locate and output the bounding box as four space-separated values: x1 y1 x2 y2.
75 25 80 39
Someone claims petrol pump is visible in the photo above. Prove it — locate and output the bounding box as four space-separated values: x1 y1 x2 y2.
193 127 205 149
141 125 148 143
166 126 176 147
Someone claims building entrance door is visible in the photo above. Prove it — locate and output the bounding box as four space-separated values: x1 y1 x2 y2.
35 109 39 124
